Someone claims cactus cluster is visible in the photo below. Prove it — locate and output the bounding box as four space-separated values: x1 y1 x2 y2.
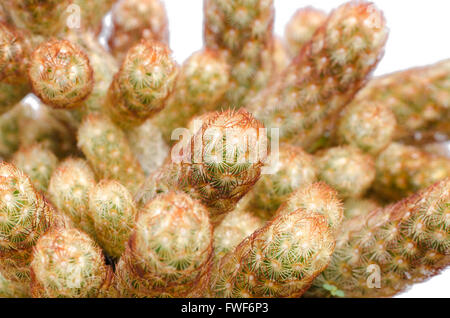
0 0 448 299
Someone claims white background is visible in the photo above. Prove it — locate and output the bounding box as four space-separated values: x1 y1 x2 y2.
142 0 450 297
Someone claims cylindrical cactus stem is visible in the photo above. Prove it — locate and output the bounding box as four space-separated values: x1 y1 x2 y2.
0 4 10 24
214 205 264 260
276 182 344 234
104 40 178 128
77 114 145 194
245 143 317 220
0 266 30 297
343 198 381 219
152 49 230 143
126 119 169 176
209 209 335 297
3 0 71 36
204 0 275 105
66 31 119 115
88 180 137 259
0 162 55 251
271 37 289 75
337 101 397 155
11 143 58 193
30 227 113 298
137 109 267 225
374 142 450 201
0 22 32 115
284 7 327 58
108 0 169 62
19 101 79 158
47 158 96 236
73 0 115 33
28 39 94 109
115 192 213 298
316 145 376 199
249 1 388 149
0 22 32 85
306 177 450 298
0 248 33 297
0 103 23 159
0 162 57 296
351 59 450 140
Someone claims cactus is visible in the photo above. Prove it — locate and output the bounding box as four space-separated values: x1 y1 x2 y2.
306 178 450 297
104 40 178 128
0 0 448 299
115 192 213 298
214 205 264 259
316 145 376 199
47 158 96 235
0 104 23 159
271 37 289 74
209 205 335 297
88 180 137 258
137 109 267 225
343 198 381 219
0 162 55 251
0 267 30 297
77 114 145 194
11 143 58 192
19 101 79 158
66 31 119 115
284 7 327 58
0 22 32 115
3 0 71 36
126 119 169 176
277 182 344 234
28 39 94 109
0 162 57 296
374 142 450 200
204 0 275 105
350 59 450 140
30 227 113 298
108 0 169 62
337 100 397 155
249 1 388 149
73 0 115 33
245 144 317 220
152 49 230 143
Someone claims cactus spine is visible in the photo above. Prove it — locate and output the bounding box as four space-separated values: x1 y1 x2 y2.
47 158 96 235
316 145 376 199
108 0 169 62
374 142 450 200
350 59 450 140
88 180 137 258
105 40 178 128
204 0 275 105
152 49 230 143
246 144 317 220
306 178 450 297
138 109 267 225
28 39 94 109
284 7 327 58
250 1 388 149
11 143 58 193
30 227 113 298
115 192 213 297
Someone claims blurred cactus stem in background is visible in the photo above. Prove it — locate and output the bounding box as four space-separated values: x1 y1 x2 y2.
204 0 275 105
249 1 388 150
